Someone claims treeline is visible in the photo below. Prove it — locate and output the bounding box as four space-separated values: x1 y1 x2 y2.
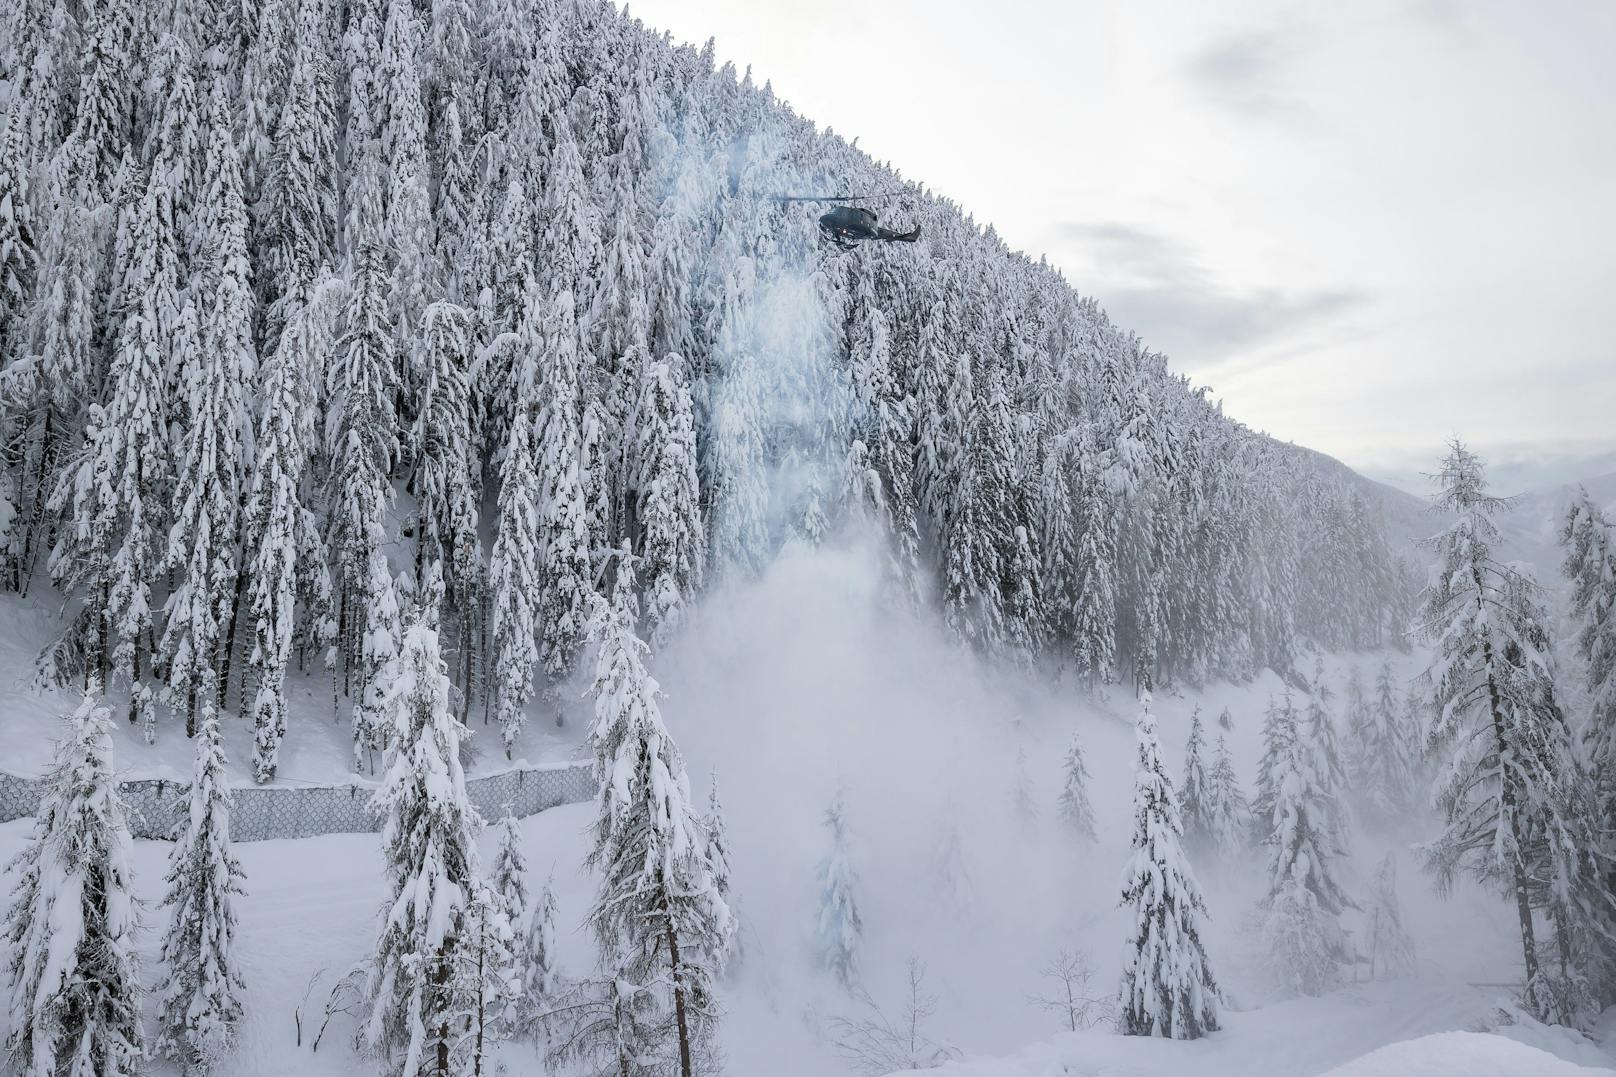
0 0 1408 780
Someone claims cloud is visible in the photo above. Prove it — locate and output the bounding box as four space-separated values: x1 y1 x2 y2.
1357 442 1616 499
1046 220 1370 375
1410 0 1478 44
1182 25 1318 124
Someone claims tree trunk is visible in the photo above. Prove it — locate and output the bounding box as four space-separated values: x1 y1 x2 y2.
129 631 144 725
459 592 475 725
473 917 486 1077
433 941 452 1077
16 407 53 595
220 564 248 710
1481 630 1541 1006
665 906 693 1077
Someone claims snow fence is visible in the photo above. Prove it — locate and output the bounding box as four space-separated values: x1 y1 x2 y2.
0 760 597 842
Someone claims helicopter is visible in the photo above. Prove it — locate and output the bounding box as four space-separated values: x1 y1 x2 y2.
776 195 922 251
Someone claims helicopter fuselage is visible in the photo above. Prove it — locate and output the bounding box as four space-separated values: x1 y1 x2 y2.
817 205 920 248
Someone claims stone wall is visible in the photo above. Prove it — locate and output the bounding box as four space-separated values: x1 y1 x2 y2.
0 760 597 842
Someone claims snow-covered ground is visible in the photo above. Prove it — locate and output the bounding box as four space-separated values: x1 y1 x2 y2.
904 1025 1616 1077
3 537 1611 1075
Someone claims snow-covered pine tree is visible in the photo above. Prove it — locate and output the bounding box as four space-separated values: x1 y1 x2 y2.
1117 692 1220 1039
239 0 291 202
379 0 433 368
707 330 770 579
49 169 176 707
411 301 479 603
1252 693 1298 840
245 275 335 784
156 686 247 1071
1355 660 1418 823
430 97 476 292
1012 742 1040 824
1206 735 1250 858
258 0 337 332
1342 665 1370 793
526 874 560 1016
1258 709 1354 997
488 284 544 754
1561 489 1616 875
448 881 520 1071
0 106 37 368
1507 569 1614 1021
358 614 483 1075
561 548 730 1076
911 309 962 540
817 790 863 990
161 82 256 732
0 156 98 598
1416 440 1598 1020
1365 852 1416 981
1180 707 1213 853
51 2 133 201
633 356 706 647
3 692 143 1075
344 0 385 161
488 811 533 1018
945 358 1015 655
1303 664 1351 852
489 809 529 930
1005 521 1048 660
1066 426 1118 688
327 168 401 766
145 33 206 263
352 553 403 772
534 286 595 689
1057 730 1098 842
705 775 740 972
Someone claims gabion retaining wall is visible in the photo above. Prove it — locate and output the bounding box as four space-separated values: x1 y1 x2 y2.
0 760 597 842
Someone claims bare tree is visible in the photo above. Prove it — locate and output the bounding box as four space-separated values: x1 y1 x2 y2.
1029 948 1114 1032
825 957 960 1075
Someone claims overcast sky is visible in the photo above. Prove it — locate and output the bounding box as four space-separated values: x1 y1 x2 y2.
634 0 1615 496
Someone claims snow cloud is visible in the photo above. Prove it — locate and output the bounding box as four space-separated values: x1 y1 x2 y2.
1181 23 1318 126
1045 221 1368 381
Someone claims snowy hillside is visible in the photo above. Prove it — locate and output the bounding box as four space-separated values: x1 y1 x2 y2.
1494 472 1616 587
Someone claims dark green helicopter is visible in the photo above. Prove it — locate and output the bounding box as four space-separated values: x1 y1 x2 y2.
777 195 922 250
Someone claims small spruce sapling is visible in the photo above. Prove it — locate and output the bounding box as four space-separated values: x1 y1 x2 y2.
1365 852 1416 981
1057 731 1097 841
705 775 740 972
1117 693 1220 1039
1012 743 1039 824
1180 707 1213 853
156 687 247 1072
817 791 863 990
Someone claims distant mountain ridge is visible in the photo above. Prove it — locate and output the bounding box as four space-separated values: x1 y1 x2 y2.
1494 471 1616 588
1293 439 1616 595
1285 443 1435 553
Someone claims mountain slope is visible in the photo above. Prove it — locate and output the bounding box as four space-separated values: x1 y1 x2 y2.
0 0 1410 757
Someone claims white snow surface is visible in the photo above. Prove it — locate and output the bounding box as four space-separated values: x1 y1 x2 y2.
1322 1032 1614 1077
2 537 1614 1075
899 1026 1615 1077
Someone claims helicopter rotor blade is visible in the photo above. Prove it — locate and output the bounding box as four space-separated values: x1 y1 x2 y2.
773 191 903 204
